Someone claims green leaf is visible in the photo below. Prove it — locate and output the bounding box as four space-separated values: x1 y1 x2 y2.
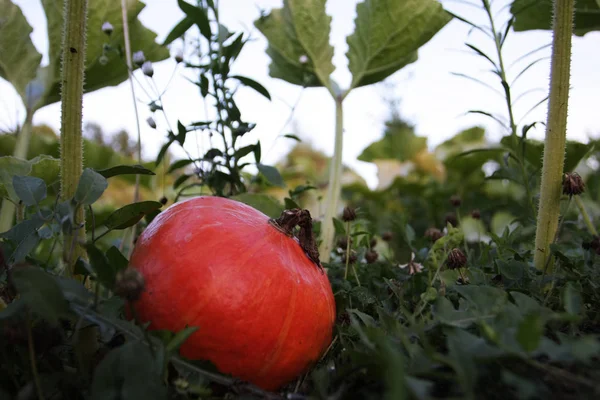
254 0 335 89
332 217 346 236
346 0 452 88
231 193 284 219
231 75 271 100
41 0 169 107
105 246 129 272
12 266 69 326
358 118 427 162
257 163 285 187
166 326 199 354
173 173 192 189
90 341 167 400
516 313 544 352
74 168 108 205
13 175 46 206
168 158 195 173
563 282 582 315
0 216 45 263
103 201 163 231
28 155 60 185
177 0 211 40
497 260 525 281
0 156 32 200
511 0 600 36
283 134 302 142
0 0 43 104
163 16 193 46
96 164 155 179
86 243 117 288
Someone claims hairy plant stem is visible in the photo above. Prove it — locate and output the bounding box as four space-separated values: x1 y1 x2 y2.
0 111 34 233
533 0 575 271
574 195 598 236
319 97 344 263
60 0 98 373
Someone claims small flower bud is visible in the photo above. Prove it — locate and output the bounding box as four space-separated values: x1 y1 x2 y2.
146 116 156 129
336 236 351 249
141 61 154 77
299 55 309 64
114 268 145 301
370 237 377 248
424 227 443 242
586 236 600 255
102 21 113 36
446 248 467 269
133 51 146 67
342 206 357 222
445 212 458 227
365 250 378 264
382 231 393 242
344 250 357 264
562 172 585 196
471 209 481 219
99 55 109 66
450 195 461 207
174 49 184 63
159 196 167 205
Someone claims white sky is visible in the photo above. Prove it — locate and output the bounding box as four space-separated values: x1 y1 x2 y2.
1 0 599 188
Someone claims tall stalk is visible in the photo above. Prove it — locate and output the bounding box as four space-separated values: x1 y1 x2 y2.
318 96 344 263
533 0 575 271
60 0 89 272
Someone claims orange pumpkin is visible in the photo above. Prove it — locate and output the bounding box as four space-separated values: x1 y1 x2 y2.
129 196 336 390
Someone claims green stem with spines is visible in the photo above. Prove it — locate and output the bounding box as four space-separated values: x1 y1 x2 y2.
319 96 344 263
60 0 89 273
533 0 575 271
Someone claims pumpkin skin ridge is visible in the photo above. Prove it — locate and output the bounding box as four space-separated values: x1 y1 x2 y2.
130 196 335 391
255 231 301 378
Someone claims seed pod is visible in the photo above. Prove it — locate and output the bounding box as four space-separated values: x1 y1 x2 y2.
365 250 378 264
174 49 184 63
562 172 585 196
445 212 458 227
450 195 461 207
141 61 154 77
382 231 393 242
114 268 145 301
342 207 356 222
424 227 443 242
471 209 481 219
133 51 146 67
446 248 467 269
146 116 156 129
102 21 113 36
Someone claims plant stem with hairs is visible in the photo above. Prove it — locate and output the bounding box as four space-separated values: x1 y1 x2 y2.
533 0 575 271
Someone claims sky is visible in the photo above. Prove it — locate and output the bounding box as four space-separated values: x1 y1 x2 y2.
1 0 599 189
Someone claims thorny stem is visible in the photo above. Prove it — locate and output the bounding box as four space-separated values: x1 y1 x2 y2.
574 195 598 236
60 0 89 274
534 0 575 271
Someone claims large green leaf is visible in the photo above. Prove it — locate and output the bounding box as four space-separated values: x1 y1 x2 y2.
40 0 169 107
346 0 452 88
511 0 600 36
254 0 335 89
0 0 43 103
358 118 427 162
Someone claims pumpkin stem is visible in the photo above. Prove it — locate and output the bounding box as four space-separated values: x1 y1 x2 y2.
269 209 323 271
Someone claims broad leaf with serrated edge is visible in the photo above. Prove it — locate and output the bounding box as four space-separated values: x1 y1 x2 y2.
40 0 169 107
511 0 600 36
254 0 335 90
346 0 451 88
0 0 43 104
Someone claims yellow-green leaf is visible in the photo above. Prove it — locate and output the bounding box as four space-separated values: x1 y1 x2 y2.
346 0 452 88
254 0 335 90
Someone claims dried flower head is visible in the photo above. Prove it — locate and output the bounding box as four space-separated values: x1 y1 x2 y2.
370 237 377 248
336 236 352 249
146 116 156 129
450 195 461 207
562 172 585 196
382 231 393 242
344 250 358 264
141 61 154 77
399 252 423 275
424 227 443 242
471 209 481 219
133 51 146 67
114 268 145 301
101 21 113 36
446 248 467 269
445 212 458 227
365 250 378 264
342 206 357 222
159 196 168 205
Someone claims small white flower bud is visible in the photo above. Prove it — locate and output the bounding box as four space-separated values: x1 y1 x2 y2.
133 51 146 67
146 116 156 129
99 55 109 66
299 55 308 64
102 21 113 36
141 61 154 77
174 49 184 63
